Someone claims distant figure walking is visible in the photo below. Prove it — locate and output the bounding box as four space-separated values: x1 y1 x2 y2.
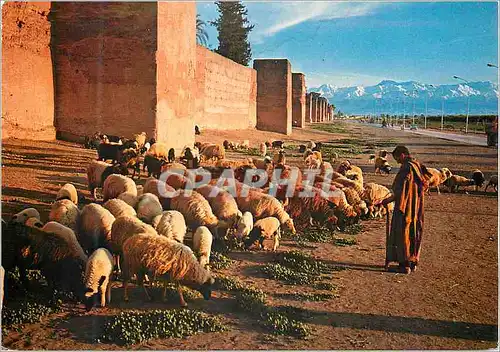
376 146 430 274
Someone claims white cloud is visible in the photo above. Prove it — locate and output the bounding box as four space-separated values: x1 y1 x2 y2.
248 2 383 43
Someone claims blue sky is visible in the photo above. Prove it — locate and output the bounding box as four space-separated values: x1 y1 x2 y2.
196 1 499 89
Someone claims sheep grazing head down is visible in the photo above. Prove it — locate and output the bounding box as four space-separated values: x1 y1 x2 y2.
84 275 106 311
196 276 216 300
284 218 296 235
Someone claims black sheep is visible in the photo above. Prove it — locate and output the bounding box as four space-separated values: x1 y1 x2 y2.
298 145 307 153
195 125 201 135
97 143 126 164
272 140 284 149
181 147 199 169
471 170 485 191
143 155 168 179
168 148 176 163
312 142 323 152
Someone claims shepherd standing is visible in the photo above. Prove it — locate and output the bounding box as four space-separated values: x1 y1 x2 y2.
376 145 430 274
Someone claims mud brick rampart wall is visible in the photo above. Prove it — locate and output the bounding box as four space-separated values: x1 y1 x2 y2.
195 46 256 130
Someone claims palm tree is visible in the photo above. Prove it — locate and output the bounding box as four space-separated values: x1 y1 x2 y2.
196 15 209 46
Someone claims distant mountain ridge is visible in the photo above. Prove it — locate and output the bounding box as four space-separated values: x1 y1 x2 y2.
308 80 498 115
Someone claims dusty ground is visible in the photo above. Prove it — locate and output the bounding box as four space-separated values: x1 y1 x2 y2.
1 122 498 350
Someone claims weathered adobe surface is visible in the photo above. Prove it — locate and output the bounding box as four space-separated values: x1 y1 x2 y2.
1 1 56 140
292 73 306 128
254 59 293 135
50 2 158 143
195 46 257 130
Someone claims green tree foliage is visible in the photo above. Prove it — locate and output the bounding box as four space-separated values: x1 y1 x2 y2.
196 14 209 46
210 1 254 66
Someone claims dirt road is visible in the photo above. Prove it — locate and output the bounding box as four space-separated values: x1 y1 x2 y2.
1 122 497 350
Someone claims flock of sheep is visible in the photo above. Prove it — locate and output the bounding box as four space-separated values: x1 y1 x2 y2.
2 131 497 313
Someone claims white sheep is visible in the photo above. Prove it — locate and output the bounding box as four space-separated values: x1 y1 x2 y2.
235 211 253 240
192 226 213 269
49 199 80 233
136 193 163 224
103 198 137 218
245 217 281 251
102 174 137 202
78 204 116 254
56 183 78 205
121 233 215 306
11 208 40 224
83 248 114 311
150 210 187 243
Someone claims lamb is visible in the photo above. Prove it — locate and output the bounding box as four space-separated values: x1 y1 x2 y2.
485 175 498 193
362 182 394 217
234 211 253 240
151 210 187 243
192 226 213 269
49 199 80 232
200 144 225 162
471 169 486 191
146 142 169 159
11 208 40 224
196 184 240 227
87 160 128 200
244 217 281 251
425 167 452 195
56 183 78 205
78 204 116 254
83 248 114 311
136 193 163 224
103 198 137 218
102 174 137 202
235 191 296 234
121 233 215 306
374 157 392 174
259 142 267 157
444 175 475 193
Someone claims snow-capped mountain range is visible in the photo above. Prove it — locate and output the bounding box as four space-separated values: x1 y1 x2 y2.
308 80 498 115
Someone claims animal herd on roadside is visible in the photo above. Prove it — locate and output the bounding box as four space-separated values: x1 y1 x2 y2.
3 132 497 312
